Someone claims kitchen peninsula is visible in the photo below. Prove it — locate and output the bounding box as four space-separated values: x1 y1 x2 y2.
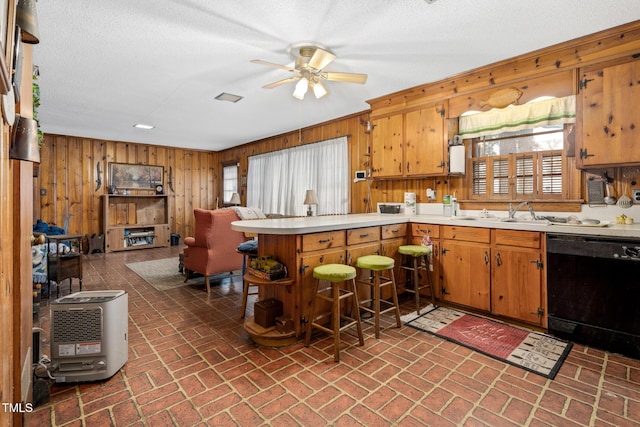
233 213 640 346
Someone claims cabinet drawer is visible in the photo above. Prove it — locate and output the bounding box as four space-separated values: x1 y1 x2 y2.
301 231 346 252
442 226 490 243
347 226 381 245
411 223 439 238
382 223 407 239
494 229 541 249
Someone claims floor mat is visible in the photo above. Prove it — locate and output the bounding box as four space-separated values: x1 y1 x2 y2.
405 306 572 379
126 258 197 291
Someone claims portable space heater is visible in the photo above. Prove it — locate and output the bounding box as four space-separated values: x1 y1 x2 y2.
50 290 128 383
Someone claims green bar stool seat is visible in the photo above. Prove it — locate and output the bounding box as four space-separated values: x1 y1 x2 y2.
305 264 364 362
355 255 402 339
398 245 436 315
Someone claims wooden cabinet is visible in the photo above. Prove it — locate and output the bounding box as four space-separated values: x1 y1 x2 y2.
578 60 640 167
407 223 440 298
299 248 346 328
491 229 545 326
102 195 170 252
404 104 447 175
371 113 404 178
371 103 447 178
440 226 491 310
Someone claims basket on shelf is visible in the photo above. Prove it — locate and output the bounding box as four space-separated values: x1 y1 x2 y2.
248 256 287 281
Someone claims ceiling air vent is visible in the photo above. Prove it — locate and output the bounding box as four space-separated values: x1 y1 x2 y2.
215 93 243 103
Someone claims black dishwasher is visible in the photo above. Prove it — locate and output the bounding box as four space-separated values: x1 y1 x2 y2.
547 233 640 359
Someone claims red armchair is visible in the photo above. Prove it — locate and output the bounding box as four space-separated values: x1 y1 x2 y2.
183 208 246 293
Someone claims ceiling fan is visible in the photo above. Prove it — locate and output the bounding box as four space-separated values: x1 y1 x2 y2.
251 43 368 100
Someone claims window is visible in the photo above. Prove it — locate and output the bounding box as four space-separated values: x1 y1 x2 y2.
222 163 238 204
246 136 349 216
469 126 565 200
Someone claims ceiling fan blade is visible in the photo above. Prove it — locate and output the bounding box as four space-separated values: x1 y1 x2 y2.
308 48 335 70
263 77 298 89
322 72 368 84
250 59 295 72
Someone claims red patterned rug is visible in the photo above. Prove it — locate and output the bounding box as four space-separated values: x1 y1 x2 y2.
406 306 572 379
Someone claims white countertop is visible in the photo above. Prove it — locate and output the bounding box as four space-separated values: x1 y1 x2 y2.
232 213 640 239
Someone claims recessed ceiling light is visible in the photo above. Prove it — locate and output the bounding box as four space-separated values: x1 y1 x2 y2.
215 92 243 103
133 123 154 130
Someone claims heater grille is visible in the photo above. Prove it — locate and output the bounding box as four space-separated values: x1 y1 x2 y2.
52 308 103 342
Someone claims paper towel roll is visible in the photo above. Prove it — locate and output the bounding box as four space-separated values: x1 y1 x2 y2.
404 192 416 214
449 145 465 174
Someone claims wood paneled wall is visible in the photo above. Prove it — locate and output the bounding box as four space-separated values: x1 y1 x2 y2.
216 111 456 213
36 135 219 241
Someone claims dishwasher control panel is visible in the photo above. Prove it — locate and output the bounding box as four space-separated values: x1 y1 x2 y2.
615 246 640 260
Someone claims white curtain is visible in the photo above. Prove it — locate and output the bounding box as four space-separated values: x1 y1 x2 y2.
247 136 349 216
459 95 576 139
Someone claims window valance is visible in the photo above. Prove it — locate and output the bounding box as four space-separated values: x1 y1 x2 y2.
459 95 576 139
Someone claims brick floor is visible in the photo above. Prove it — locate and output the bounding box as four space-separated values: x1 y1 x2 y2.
30 246 640 426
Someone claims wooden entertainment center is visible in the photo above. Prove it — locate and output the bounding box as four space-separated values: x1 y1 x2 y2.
102 194 170 252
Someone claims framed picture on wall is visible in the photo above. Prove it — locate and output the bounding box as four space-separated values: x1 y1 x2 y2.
108 163 164 190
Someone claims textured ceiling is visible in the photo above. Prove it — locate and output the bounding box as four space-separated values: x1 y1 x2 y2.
33 1 640 151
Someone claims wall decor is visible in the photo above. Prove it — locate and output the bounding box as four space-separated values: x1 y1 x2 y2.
0 0 12 95
108 163 163 190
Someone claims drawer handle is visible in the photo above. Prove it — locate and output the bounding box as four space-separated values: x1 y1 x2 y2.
359 233 369 238
318 239 331 244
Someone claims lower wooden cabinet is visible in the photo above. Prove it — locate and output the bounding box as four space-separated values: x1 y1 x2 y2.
440 239 491 311
408 223 440 299
258 222 546 342
491 229 545 326
299 248 346 328
440 226 491 311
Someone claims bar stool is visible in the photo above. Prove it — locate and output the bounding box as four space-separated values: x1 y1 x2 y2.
356 255 402 339
305 264 364 362
237 248 258 318
398 245 436 315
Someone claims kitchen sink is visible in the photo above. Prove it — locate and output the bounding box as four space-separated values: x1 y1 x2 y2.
499 217 551 225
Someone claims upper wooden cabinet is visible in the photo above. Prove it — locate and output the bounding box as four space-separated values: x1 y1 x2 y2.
371 113 404 178
577 60 640 168
405 104 447 176
371 102 447 178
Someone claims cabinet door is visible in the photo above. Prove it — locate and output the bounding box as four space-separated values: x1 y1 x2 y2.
579 61 640 167
492 248 543 326
105 229 125 252
380 237 405 296
299 249 346 332
405 104 447 175
371 114 404 178
440 241 490 311
346 242 381 303
410 236 441 300
155 225 170 247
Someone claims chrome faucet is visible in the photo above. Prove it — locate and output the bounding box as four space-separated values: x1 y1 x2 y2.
508 201 532 219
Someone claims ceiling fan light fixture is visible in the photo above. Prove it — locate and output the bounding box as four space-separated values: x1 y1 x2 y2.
312 81 327 99
293 78 309 100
